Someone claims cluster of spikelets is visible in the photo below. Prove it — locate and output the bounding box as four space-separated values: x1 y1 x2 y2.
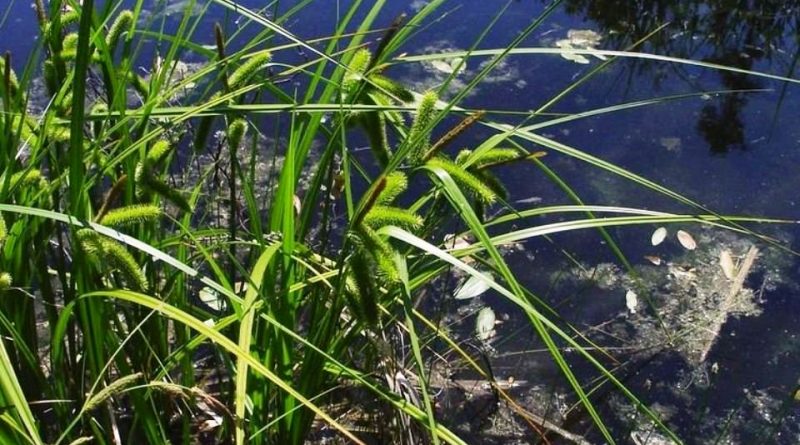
37 8 149 103
0 171 51 292
77 138 196 291
341 51 544 324
1 56 71 148
134 140 192 212
346 171 422 324
342 48 416 167
76 204 161 292
194 24 270 150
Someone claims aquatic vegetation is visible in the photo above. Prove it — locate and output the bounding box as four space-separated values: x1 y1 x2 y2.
0 1 796 444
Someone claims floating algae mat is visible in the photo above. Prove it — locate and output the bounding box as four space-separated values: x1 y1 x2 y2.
555 227 800 442
568 228 795 366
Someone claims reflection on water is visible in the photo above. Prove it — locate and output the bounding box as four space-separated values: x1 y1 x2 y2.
557 0 800 153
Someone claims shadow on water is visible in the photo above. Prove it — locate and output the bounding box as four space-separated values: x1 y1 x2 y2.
555 0 800 153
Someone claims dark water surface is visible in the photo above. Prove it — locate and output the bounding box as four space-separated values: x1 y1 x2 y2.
3 1 800 443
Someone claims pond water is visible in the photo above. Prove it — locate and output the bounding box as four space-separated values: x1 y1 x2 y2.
3 1 800 443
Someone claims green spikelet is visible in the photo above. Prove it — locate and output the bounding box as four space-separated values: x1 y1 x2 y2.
11 116 39 148
67 437 93 445
134 141 192 212
91 102 108 138
134 163 148 199
46 123 71 142
368 74 414 103
77 229 148 291
127 71 149 97
193 115 214 150
356 225 399 282
0 55 19 97
367 90 404 126
61 33 80 60
471 148 525 169
408 91 438 165
342 48 372 93
376 171 408 205
226 118 247 150
140 174 192 213
0 213 9 288
43 60 57 93
426 157 496 203
106 10 134 50
360 111 390 167
348 252 379 325
228 52 271 89
84 373 143 411
363 206 422 231
454 149 472 165
99 204 161 228
146 140 173 166
0 273 11 290
0 214 6 246
61 11 81 28
474 170 508 201
9 169 47 191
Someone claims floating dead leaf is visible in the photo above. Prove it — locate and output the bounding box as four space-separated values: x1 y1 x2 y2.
644 255 662 266
676 230 697 250
651 227 667 246
454 275 492 300
719 249 736 279
475 307 496 341
625 290 638 314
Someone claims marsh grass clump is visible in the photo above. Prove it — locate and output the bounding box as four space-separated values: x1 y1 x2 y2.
0 1 794 445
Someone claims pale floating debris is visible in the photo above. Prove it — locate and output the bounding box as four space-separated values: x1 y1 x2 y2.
554 40 590 64
719 249 736 279
429 56 465 75
199 286 226 312
443 233 471 250
515 196 543 205
293 194 302 216
651 227 668 246
625 290 638 314
659 137 681 152
567 29 602 46
676 230 697 250
555 29 605 64
475 307 497 341
454 274 492 300
631 430 671 445
644 255 662 266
